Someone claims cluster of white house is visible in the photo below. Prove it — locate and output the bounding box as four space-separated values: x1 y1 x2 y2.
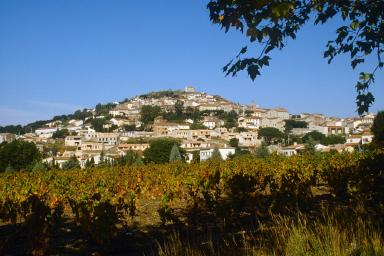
4 87 376 168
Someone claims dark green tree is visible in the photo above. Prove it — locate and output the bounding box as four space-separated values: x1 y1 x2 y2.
190 122 206 130
254 143 270 158
90 118 107 132
258 127 284 145
140 105 162 126
132 156 144 166
208 0 384 114
169 144 182 163
372 111 384 145
210 146 223 161
72 109 92 120
123 124 136 132
95 102 116 116
304 136 317 155
323 135 346 145
0 140 42 172
52 129 70 139
302 131 326 144
174 100 184 120
191 150 200 164
284 120 308 132
117 150 138 166
85 157 95 168
31 161 49 172
143 138 184 164
61 155 80 170
229 138 239 148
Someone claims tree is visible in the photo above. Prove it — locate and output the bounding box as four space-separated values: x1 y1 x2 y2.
304 136 317 155
174 100 184 120
254 143 270 158
140 105 162 126
90 118 107 132
208 0 383 114
61 155 80 170
190 122 206 130
117 150 138 166
132 157 144 166
0 140 42 172
143 138 184 164
85 157 95 168
372 111 384 145
236 127 248 133
95 102 116 116
258 127 284 145
284 120 308 132
169 144 182 163
302 131 345 145
52 129 70 139
210 146 223 161
323 134 346 145
229 138 239 148
72 109 92 120
302 131 326 144
222 110 238 128
31 161 49 172
191 150 200 164
123 124 136 132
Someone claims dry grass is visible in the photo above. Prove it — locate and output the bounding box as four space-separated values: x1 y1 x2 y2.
155 212 384 256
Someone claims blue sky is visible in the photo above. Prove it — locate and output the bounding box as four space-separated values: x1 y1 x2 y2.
0 0 383 125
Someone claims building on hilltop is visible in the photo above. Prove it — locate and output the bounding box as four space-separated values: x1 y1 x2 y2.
185 86 196 93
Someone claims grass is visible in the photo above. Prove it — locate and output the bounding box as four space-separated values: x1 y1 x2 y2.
155 212 384 256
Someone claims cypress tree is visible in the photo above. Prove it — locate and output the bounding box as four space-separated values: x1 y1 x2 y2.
169 144 182 163
211 146 223 161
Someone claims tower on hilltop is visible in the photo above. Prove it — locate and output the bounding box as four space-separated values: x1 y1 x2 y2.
185 86 196 93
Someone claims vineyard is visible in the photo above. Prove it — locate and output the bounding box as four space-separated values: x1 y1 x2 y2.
1 150 384 255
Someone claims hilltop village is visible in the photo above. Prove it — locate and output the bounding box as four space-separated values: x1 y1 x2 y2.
0 86 375 168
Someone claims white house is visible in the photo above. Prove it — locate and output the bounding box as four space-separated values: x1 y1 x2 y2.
278 144 305 156
199 146 236 161
238 116 261 129
237 132 261 147
361 132 374 144
35 127 58 138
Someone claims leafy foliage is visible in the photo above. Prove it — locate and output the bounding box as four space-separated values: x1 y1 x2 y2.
140 105 162 126
52 129 70 139
284 119 308 132
258 127 284 145
254 143 270 158
61 156 80 170
0 140 42 172
95 103 116 116
0 149 383 253
372 111 384 145
303 131 345 145
143 138 183 164
207 0 384 114
169 144 182 163
211 147 223 161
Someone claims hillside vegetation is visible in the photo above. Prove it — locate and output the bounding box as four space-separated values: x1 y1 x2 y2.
0 150 383 255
